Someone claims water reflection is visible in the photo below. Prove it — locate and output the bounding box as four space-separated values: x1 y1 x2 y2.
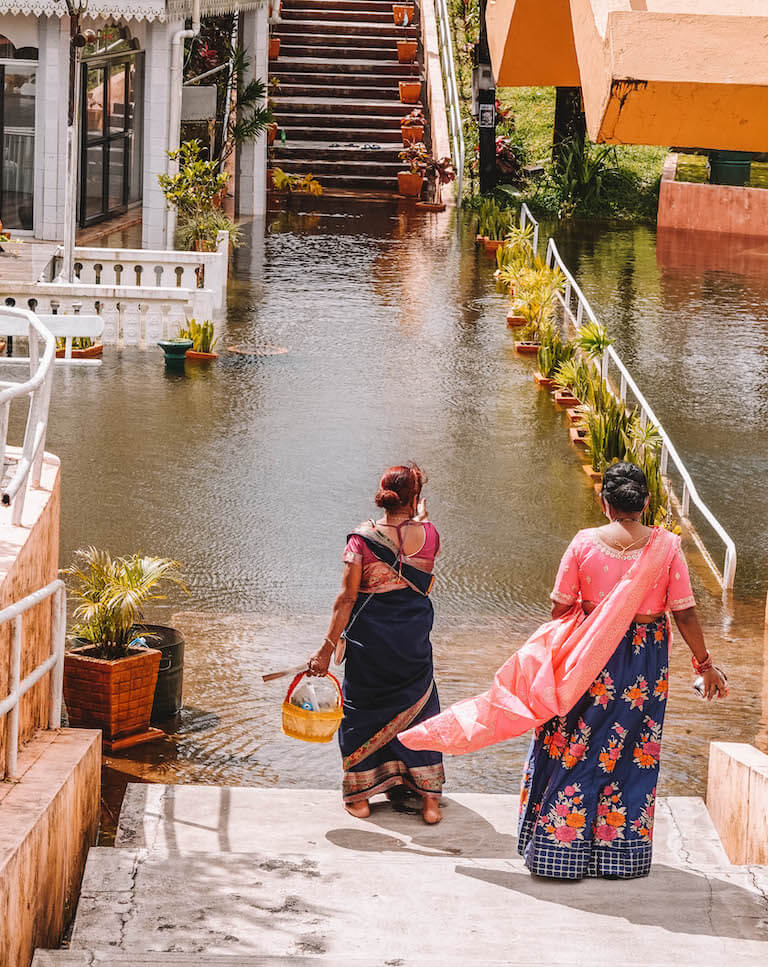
40 201 766 804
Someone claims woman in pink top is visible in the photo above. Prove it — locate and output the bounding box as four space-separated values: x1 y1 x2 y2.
517 462 727 880
307 464 444 824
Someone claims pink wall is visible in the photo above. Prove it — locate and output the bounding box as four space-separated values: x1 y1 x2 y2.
658 153 768 238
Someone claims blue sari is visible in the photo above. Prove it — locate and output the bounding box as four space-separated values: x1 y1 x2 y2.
339 529 444 803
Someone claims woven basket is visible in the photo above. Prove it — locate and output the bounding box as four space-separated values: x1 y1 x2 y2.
282 672 343 743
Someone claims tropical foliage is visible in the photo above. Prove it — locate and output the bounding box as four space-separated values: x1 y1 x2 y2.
179 319 218 353
272 168 323 195
65 548 186 660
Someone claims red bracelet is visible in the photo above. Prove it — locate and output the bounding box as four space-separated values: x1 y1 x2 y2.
692 652 713 673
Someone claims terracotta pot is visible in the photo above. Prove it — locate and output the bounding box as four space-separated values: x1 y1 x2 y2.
64 645 161 742
569 426 588 448
505 312 526 328
55 342 103 359
193 238 216 252
567 408 582 424
553 390 579 407
397 40 418 63
401 124 424 146
533 371 555 388
583 464 603 482
267 122 278 146
514 342 540 355
269 37 281 59
399 80 422 104
483 238 504 255
392 3 415 25
397 170 424 197
185 350 219 363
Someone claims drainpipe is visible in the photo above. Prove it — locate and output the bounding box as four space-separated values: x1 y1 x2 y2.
166 0 201 249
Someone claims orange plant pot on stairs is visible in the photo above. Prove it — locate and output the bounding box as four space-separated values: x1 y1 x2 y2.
269 37 281 59
392 4 415 25
401 124 424 146
399 80 422 104
397 171 424 198
397 40 418 63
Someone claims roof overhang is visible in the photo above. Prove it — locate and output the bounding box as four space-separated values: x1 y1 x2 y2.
0 0 265 23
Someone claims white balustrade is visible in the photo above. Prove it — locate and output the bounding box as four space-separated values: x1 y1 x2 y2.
0 580 66 780
520 203 540 255
543 236 737 591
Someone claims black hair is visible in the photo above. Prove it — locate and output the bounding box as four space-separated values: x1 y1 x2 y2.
601 462 649 513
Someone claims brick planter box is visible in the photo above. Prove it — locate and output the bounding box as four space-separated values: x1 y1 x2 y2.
64 645 161 747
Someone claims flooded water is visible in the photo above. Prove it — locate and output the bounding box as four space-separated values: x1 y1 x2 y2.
43 199 767 817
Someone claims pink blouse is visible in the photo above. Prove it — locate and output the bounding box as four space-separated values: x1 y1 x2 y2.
343 521 441 594
551 527 695 614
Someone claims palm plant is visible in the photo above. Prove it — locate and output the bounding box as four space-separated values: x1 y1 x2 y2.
579 396 635 474
65 548 186 660
576 320 612 364
553 357 592 400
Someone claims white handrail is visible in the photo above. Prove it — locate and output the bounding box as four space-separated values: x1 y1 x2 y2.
520 203 540 255
0 579 66 780
545 237 737 590
0 307 56 525
434 0 465 205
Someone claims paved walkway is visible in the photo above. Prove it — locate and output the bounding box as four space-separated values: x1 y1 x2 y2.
32 786 768 966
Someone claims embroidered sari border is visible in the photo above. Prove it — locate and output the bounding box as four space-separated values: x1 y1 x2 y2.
343 760 445 803
343 681 435 771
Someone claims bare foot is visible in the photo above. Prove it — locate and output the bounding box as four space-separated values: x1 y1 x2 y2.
421 796 442 825
345 799 370 819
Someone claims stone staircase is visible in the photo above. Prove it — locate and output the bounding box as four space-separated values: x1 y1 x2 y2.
32 787 768 965
270 0 423 194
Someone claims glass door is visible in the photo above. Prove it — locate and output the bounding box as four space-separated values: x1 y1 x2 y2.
79 54 142 227
0 64 36 231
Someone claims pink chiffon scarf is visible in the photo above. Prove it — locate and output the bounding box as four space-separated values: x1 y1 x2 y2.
399 527 681 755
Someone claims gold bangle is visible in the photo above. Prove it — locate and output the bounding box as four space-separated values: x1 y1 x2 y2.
323 636 337 650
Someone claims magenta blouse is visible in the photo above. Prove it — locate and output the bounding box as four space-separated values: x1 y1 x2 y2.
343 521 441 594
551 527 695 614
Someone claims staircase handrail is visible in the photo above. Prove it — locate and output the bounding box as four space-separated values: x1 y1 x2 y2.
434 0 465 204
0 306 56 525
545 237 737 591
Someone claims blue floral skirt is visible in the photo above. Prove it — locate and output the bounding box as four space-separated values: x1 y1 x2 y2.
517 617 669 880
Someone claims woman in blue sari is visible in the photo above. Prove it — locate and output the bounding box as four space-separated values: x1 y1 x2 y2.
308 464 444 823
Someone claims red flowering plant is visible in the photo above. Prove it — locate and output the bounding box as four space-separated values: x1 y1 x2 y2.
422 153 455 204
398 141 429 175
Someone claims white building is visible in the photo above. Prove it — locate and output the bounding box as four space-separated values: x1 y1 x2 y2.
0 0 268 249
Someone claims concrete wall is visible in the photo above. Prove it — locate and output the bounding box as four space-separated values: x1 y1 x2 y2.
486 0 580 87
657 153 768 238
0 729 100 967
707 743 768 865
237 7 269 218
0 454 60 777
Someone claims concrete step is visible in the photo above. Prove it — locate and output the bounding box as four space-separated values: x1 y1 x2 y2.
282 8 408 22
282 0 403 10
276 82 405 99
33 954 647 967
273 159 402 179
279 42 401 59
273 96 417 116
276 124 404 141
276 19 417 37
273 141 401 161
274 58 419 76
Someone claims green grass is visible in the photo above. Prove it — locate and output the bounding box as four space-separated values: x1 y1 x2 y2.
676 153 768 189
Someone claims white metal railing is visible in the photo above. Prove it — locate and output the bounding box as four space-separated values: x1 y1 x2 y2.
0 580 66 780
520 203 540 255
434 0 465 204
545 237 737 590
0 307 56 526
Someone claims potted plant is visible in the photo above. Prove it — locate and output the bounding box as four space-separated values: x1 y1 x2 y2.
397 38 418 63
400 108 425 146
180 319 219 362
55 336 103 359
272 167 323 196
534 327 574 386
399 78 422 104
269 31 281 60
397 142 426 197
392 3 415 26
416 153 454 212
63 548 186 751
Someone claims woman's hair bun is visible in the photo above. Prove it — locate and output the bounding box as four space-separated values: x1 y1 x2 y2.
601 461 649 513
375 488 402 509
374 463 425 510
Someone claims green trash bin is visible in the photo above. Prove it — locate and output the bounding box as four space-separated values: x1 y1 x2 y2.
708 150 752 187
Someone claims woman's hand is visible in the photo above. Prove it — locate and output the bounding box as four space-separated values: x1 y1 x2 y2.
700 667 728 701
307 644 332 677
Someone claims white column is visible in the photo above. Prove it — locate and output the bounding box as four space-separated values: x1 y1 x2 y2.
35 16 69 241
236 6 269 217
142 19 179 249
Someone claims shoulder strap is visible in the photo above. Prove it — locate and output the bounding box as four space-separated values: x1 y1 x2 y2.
347 530 435 596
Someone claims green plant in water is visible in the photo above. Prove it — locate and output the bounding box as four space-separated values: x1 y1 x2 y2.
180 318 218 353
175 207 241 251
553 357 592 401
511 263 565 341
55 337 94 351
537 324 575 379
158 139 229 217
576 320 612 361
64 547 187 660
579 395 636 474
272 167 323 196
